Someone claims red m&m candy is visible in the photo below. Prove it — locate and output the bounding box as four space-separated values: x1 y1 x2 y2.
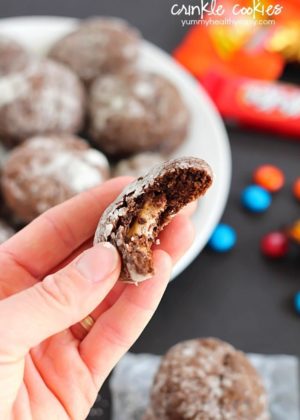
261 232 289 259
253 165 285 193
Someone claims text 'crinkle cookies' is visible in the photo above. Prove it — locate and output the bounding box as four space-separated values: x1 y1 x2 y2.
94 157 213 284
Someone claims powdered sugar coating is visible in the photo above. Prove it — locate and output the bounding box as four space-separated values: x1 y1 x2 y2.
49 17 140 83
145 338 269 420
0 59 85 144
88 71 190 156
0 35 31 76
2 135 109 222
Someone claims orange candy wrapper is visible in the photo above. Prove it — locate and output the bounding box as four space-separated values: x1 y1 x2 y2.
173 1 300 137
173 0 300 81
174 26 283 80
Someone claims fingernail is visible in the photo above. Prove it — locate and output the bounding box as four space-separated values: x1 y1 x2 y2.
76 243 119 283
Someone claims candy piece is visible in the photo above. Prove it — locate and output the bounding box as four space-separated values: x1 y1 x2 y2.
287 219 300 244
293 178 300 201
294 291 300 315
253 165 285 193
261 232 289 259
208 224 236 253
242 185 272 213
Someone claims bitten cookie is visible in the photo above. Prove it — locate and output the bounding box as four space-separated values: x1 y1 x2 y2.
0 35 31 76
49 17 140 84
113 152 165 178
144 338 269 420
2 135 110 222
94 157 212 283
0 59 85 145
88 71 190 157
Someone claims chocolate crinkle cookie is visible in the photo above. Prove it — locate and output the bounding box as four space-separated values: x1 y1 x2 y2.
0 35 31 76
144 338 270 420
113 152 165 178
88 71 190 157
2 135 110 222
0 59 85 145
0 219 15 244
48 17 140 84
94 157 212 283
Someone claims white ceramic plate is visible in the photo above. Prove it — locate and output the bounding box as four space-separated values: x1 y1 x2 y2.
0 16 232 280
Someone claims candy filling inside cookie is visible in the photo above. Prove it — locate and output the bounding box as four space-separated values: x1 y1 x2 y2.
127 195 167 239
123 194 167 281
117 167 212 283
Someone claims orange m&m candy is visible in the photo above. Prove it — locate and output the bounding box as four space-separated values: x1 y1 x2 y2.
253 165 285 193
293 178 300 201
287 219 300 244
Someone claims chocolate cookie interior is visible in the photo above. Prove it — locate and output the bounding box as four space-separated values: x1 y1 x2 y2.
95 157 213 283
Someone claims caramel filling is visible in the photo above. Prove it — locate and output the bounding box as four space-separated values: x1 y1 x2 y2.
127 194 167 242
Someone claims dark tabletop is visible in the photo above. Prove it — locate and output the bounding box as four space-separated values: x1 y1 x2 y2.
1 1 300 418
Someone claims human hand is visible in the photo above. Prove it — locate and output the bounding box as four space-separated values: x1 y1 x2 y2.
0 177 195 420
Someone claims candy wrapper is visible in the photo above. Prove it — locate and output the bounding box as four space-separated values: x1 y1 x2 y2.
200 71 300 138
110 352 299 420
173 0 300 81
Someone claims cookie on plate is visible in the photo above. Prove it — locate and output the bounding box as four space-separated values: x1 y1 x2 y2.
0 59 85 145
94 157 212 283
2 134 110 222
144 338 269 420
113 152 165 178
49 17 140 84
88 71 190 157
0 35 31 76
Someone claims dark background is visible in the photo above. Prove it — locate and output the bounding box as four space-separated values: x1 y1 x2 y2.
1 1 300 418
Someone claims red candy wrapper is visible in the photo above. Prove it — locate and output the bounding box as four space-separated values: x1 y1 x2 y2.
201 72 300 138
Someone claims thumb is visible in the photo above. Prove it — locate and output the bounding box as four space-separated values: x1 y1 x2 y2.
0 242 120 359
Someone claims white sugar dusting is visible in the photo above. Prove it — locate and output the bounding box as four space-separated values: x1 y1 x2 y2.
0 60 85 139
4 137 109 218
133 80 156 99
84 149 109 167
0 64 38 106
90 75 147 131
33 151 105 193
147 339 270 420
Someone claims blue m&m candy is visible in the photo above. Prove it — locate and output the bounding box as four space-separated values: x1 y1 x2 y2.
294 291 300 315
241 185 272 213
208 224 236 253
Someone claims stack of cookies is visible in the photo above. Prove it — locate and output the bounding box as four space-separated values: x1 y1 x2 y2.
0 17 190 240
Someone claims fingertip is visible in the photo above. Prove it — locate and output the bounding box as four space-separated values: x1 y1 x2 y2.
105 175 135 185
179 201 198 217
153 249 172 273
75 242 121 283
154 215 195 263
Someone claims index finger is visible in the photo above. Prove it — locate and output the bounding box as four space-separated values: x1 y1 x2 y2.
79 250 172 386
1 177 132 279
